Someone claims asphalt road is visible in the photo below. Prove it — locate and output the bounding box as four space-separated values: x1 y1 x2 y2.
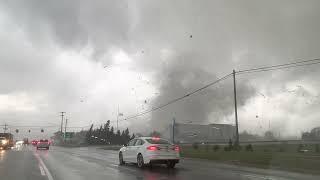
0 145 319 180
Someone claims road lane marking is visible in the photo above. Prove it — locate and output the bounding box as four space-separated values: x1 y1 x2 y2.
242 174 275 180
39 164 46 176
34 153 54 180
110 163 119 167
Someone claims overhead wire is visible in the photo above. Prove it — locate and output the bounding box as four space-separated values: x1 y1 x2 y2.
236 58 320 75
122 57 320 122
123 73 233 121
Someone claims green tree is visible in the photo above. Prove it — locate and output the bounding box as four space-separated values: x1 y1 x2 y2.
85 124 94 144
149 131 162 137
115 130 121 145
109 126 114 144
124 128 130 144
130 133 135 140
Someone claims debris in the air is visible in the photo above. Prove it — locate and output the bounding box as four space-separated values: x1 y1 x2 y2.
258 92 266 98
141 50 144 53
256 115 259 118
189 35 193 38
144 100 147 104
104 65 108 68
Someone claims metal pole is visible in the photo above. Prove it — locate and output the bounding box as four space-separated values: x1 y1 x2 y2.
64 118 68 143
172 117 175 143
3 124 8 133
233 70 240 146
117 105 119 132
60 112 65 134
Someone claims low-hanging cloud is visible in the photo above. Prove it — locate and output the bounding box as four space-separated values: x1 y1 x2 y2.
0 0 320 137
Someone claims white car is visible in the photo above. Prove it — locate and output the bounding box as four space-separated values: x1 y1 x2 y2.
119 137 180 168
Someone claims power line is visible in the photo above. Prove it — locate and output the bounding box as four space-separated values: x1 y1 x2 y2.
2 125 58 128
123 73 233 121
236 58 320 74
121 58 320 122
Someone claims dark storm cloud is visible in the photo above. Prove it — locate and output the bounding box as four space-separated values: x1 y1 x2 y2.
0 0 320 136
1 0 131 56
149 51 256 128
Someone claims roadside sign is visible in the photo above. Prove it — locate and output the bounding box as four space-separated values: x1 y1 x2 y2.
63 132 74 139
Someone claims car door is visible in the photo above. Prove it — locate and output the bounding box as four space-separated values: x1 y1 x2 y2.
123 139 136 162
131 139 144 162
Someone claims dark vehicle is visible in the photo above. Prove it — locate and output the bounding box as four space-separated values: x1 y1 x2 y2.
36 139 50 150
0 133 14 150
23 138 29 145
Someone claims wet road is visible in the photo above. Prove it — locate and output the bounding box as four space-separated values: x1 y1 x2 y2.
0 145 319 180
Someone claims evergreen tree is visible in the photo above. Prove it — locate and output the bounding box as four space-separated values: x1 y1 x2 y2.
85 124 94 144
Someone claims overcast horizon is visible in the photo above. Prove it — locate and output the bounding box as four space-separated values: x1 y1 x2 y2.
1 0 320 139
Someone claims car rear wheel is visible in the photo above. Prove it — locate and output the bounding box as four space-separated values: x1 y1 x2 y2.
167 161 176 169
137 154 144 168
119 152 125 165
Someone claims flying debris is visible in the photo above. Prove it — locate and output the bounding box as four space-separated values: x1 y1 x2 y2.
189 35 193 38
287 90 296 93
256 115 259 118
141 50 144 54
258 92 266 98
144 100 147 104
104 65 108 68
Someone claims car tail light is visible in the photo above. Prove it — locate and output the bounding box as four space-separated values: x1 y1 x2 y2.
173 145 180 152
147 145 159 151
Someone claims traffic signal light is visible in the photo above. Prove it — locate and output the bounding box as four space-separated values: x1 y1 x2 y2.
15 129 19 133
41 129 44 133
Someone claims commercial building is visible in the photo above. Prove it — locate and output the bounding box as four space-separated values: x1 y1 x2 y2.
170 123 236 143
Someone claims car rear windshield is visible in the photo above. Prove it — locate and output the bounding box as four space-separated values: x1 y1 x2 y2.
145 139 170 144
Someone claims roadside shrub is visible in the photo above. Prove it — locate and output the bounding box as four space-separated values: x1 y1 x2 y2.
228 139 233 149
263 148 270 152
205 144 210 152
297 144 304 153
278 142 287 152
213 145 220 152
278 147 285 152
224 146 231 151
245 144 253 152
232 144 241 151
192 142 199 150
315 144 320 153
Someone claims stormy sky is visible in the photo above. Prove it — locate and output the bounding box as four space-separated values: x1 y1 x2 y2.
0 0 320 139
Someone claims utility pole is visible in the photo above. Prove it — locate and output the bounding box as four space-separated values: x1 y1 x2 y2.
64 118 68 143
60 112 66 135
233 70 240 146
117 105 119 132
3 124 8 133
172 117 175 143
